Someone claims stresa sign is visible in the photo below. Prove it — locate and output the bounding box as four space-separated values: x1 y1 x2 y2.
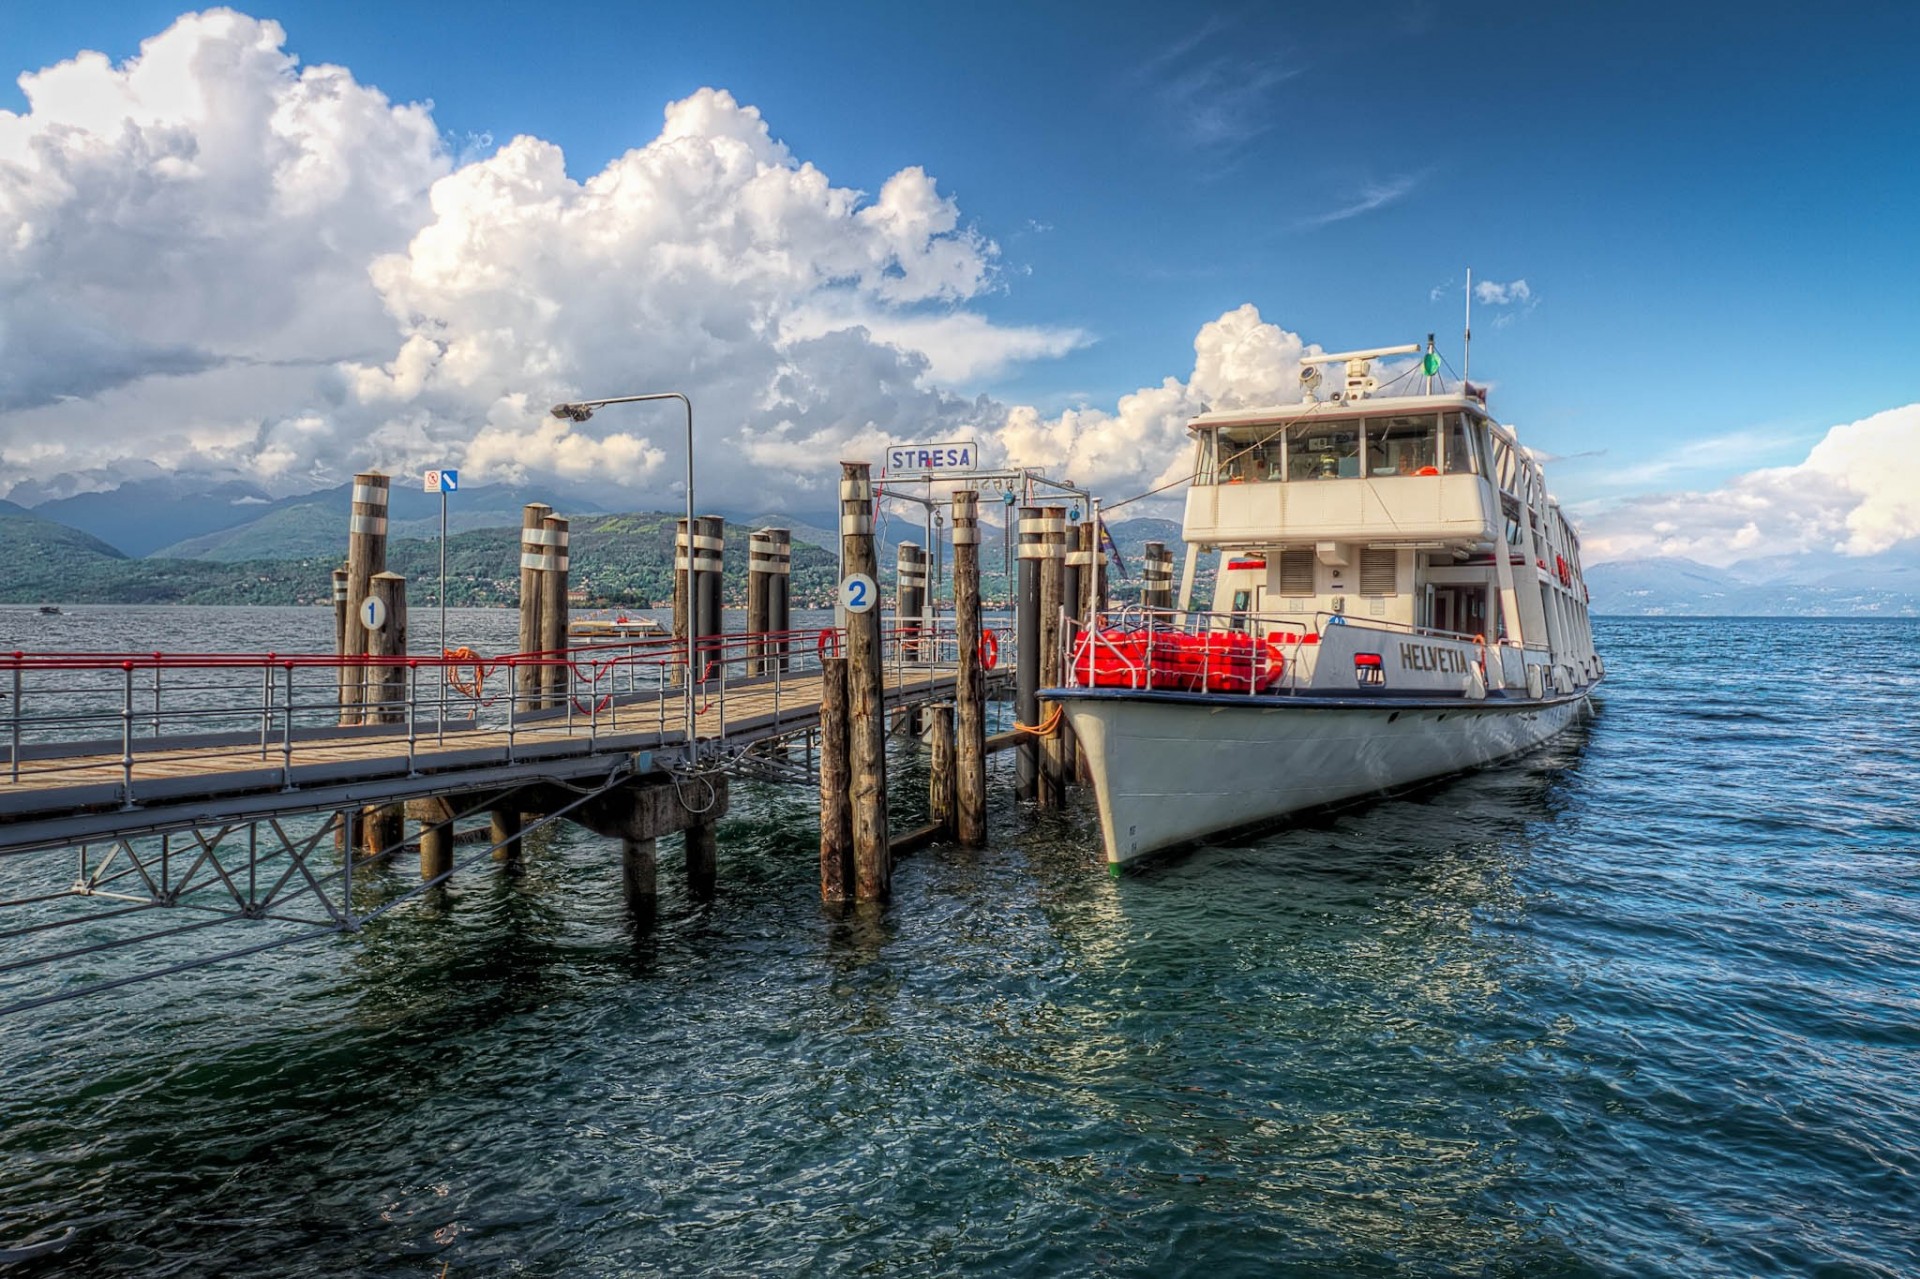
886 441 977 472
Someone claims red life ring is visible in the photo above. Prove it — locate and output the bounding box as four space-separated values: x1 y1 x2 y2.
980 629 999 670
818 628 841 658
1555 554 1570 585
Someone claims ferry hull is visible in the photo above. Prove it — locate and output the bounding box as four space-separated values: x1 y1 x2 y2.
1059 691 1589 865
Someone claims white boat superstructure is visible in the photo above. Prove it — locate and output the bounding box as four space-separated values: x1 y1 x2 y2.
1052 340 1602 864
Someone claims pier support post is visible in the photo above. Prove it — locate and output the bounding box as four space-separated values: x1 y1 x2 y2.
490 806 523 867
841 462 888 903
419 797 454 882
767 529 791 673
819 656 852 905
694 515 725 685
341 472 390 725
365 572 408 724
929 702 956 841
896 542 925 662
952 489 987 845
686 820 717 901
1143 541 1172 611
516 503 551 714
539 514 570 710
1038 506 1068 808
622 837 657 923
363 571 409 853
748 529 773 675
672 518 691 687
1014 505 1042 800
364 805 405 860
331 567 349 710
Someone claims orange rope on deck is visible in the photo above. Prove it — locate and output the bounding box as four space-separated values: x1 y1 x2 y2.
1012 704 1064 738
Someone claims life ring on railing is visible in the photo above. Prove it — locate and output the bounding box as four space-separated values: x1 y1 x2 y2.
980 629 999 670
818 628 841 659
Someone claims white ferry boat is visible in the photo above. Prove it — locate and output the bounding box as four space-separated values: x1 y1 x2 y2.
1053 342 1601 866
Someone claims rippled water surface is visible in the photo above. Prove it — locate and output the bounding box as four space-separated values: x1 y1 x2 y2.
1 609 1916 1276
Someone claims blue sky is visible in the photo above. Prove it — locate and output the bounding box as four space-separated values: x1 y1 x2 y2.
4 2 1919 560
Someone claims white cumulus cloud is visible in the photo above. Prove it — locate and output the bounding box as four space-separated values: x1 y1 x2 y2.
0 11 1082 509
1580 403 1920 564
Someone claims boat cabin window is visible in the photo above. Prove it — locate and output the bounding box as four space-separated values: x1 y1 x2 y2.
1288 419 1362 479
1207 428 1284 483
1365 415 1441 476
1444 414 1479 474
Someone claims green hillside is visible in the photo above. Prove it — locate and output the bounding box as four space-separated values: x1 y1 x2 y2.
3 499 1180 608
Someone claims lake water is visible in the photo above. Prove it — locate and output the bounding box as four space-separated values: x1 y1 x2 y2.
0 609 1916 1276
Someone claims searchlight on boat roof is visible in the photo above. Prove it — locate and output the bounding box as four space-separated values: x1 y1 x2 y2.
1300 343 1419 403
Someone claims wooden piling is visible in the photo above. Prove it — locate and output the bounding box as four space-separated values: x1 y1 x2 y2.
819 656 852 905
490 806 523 866
672 517 690 687
748 529 773 675
539 514 569 709
516 503 551 713
365 572 408 724
929 702 956 841
1061 524 1083 786
693 515 725 684
419 796 454 882
1038 506 1067 807
331 567 349 709
896 542 925 661
766 528 791 672
1143 540 1173 610
1014 505 1043 800
841 461 888 902
951 489 988 845
341 472 390 725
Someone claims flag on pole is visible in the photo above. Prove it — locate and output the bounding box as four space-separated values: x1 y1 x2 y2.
1100 524 1130 580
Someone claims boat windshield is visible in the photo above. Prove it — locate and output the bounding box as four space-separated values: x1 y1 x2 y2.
1286 420 1362 479
1207 410 1482 482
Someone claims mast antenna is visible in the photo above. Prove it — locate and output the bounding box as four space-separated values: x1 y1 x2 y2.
1463 267 1473 383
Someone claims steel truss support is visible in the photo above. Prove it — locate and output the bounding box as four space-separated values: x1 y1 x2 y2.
0 762 636 1018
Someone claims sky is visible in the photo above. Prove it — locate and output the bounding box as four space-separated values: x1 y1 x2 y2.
2 1 1918 563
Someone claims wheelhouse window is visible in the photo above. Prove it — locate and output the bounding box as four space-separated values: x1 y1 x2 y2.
1443 414 1479 474
1212 428 1286 483
1365 415 1440 476
1288 419 1362 479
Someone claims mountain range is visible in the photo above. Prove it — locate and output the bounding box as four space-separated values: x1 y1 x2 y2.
3 477 1916 616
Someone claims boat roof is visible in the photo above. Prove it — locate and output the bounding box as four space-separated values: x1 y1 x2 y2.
1189 392 1492 433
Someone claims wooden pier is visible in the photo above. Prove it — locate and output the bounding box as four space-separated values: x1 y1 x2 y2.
0 459 1106 1017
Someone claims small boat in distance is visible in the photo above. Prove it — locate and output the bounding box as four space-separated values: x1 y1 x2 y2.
37 606 60 615
566 614 666 641
1053 340 1602 866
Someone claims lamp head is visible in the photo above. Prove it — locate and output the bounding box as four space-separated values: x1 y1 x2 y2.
549 402 595 423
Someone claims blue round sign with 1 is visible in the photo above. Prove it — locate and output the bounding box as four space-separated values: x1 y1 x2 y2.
840 573 877 614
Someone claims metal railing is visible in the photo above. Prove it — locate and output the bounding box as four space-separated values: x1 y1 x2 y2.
1056 606 1546 696
1 619 1014 802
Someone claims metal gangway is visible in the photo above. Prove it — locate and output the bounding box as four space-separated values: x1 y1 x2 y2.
0 620 1011 1015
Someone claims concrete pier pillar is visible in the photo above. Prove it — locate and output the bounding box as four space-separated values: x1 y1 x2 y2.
622 836 657 922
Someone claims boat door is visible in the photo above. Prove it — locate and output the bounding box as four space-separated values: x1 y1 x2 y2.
1228 585 1262 631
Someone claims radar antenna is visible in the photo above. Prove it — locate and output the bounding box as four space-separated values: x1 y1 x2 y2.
1299 343 1419 401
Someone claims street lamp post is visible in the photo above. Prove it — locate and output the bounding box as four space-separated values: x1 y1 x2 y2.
549 392 696 763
